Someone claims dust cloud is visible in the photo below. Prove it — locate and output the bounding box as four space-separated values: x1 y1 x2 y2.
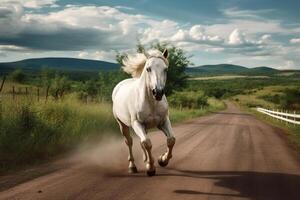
72 134 144 173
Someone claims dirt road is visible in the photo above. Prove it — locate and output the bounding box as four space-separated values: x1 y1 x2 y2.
1 103 300 200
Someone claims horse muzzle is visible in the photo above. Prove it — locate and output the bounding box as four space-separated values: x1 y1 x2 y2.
152 88 165 101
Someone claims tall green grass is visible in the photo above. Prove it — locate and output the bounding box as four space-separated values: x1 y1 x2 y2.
0 97 117 171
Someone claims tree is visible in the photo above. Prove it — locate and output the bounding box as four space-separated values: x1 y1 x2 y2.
9 69 26 83
116 42 192 94
50 74 71 100
39 69 56 102
77 80 99 102
98 71 129 101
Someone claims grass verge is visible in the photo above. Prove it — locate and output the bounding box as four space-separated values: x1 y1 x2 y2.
236 103 300 153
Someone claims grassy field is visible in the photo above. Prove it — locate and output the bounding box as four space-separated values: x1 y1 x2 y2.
189 75 269 80
232 85 299 109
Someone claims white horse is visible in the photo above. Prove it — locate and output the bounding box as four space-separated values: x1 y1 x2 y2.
112 49 176 176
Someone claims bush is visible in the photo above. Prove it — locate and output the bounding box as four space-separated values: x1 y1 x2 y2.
259 94 281 104
168 91 208 109
258 88 300 110
9 69 26 83
281 88 300 110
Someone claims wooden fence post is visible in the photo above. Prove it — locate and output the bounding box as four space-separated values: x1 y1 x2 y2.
294 111 296 126
45 85 50 103
0 76 6 93
12 86 15 100
37 88 40 102
25 87 28 96
285 110 288 125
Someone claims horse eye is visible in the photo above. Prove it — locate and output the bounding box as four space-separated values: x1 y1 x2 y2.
146 67 151 72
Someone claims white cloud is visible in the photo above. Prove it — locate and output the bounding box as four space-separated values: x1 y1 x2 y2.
77 50 116 62
78 51 89 58
2 0 58 9
228 29 246 45
290 38 300 44
223 7 274 20
0 51 7 57
0 45 27 51
189 25 205 40
280 60 297 70
114 6 134 11
93 50 116 62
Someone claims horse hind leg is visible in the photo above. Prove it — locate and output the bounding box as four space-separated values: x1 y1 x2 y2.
117 119 138 173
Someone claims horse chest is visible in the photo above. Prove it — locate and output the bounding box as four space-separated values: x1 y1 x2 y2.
137 106 166 128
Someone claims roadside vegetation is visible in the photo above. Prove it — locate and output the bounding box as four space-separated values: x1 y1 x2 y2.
186 73 300 152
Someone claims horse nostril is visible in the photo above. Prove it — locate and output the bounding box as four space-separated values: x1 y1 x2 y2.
152 89 156 95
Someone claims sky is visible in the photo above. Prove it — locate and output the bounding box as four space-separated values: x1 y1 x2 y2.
0 0 300 69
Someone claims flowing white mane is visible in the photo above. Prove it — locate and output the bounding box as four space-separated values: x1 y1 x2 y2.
122 49 169 78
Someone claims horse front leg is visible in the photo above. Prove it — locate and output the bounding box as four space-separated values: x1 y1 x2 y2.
132 120 156 176
157 117 176 167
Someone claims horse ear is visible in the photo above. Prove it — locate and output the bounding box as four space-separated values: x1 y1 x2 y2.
162 49 168 59
144 52 150 58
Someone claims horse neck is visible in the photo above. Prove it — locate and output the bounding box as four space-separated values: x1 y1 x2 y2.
137 70 155 106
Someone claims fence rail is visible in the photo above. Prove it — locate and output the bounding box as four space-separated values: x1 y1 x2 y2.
256 107 300 125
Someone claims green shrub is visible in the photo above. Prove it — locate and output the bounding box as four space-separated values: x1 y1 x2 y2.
258 94 281 104
168 90 208 109
9 69 26 83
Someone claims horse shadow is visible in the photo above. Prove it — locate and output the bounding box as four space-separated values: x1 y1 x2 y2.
109 168 300 200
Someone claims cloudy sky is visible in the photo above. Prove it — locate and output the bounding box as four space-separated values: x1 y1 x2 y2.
0 0 300 69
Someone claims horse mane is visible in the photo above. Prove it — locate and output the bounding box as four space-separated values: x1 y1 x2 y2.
122 49 168 78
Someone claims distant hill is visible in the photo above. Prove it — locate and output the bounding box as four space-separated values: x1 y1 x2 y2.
186 64 279 75
0 58 284 79
250 66 278 73
0 57 120 74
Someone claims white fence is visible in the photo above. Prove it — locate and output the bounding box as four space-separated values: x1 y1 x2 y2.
256 107 300 125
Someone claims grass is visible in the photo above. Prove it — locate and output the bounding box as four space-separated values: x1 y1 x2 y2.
232 85 298 109
170 98 225 123
0 96 117 171
243 106 300 152
189 75 269 80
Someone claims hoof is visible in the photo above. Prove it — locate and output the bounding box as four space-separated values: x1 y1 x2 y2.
158 155 169 167
146 169 156 177
128 166 138 174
